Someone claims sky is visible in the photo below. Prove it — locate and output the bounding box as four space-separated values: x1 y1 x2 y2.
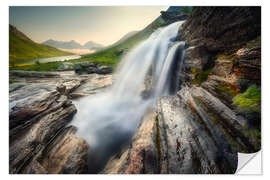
9 6 168 46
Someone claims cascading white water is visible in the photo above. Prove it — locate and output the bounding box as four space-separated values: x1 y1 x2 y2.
70 21 185 172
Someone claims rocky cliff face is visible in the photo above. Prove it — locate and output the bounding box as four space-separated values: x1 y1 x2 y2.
102 7 261 174
178 7 261 124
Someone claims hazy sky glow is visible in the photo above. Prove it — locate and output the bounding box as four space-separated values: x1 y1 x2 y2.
9 6 168 46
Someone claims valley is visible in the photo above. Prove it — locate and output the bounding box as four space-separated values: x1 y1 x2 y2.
9 6 261 174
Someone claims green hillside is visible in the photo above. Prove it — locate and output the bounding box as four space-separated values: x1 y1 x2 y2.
76 16 166 67
77 7 191 67
9 25 72 64
10 6 190 71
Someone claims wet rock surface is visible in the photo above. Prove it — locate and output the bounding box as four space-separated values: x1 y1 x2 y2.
9 71 112 174
101 110 159 174
102 7 261 174
70 74 113 98
103 85 260 174
21 126 89 174
9 7 261 174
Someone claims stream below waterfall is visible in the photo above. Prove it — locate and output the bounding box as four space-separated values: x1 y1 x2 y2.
70 21 186 173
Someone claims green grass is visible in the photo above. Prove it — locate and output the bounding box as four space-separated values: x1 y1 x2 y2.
9 14 168 71
72 17 166 68
233 85 261 114
11 21 158 72
10 61 62 72
79 30 150 67
9 25 71 64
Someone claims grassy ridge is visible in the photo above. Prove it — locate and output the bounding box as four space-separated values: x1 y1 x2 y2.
9 25 72 64
76 17 166 67
9 27 155 72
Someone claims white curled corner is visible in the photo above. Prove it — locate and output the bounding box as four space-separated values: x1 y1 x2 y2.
236 151 262 174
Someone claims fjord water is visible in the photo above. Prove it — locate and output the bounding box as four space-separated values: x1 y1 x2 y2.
16 55 81 64
70 21 185 173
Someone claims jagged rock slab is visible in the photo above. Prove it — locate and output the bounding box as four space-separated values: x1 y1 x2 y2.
102 109 159 174
155 94 237 174
70 74 113 98
21 126 89 174
103 94 238 174
103 85 261 174
9 92 77 173
9 71 95 174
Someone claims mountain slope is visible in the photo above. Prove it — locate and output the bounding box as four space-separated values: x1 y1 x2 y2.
83 41 104 50
42 39 82 49
109 31 139 47
9 25 72 63
80 6 190 67
42 39 105 50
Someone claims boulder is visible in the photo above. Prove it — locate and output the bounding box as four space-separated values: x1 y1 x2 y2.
97 66 113 74
74 62 98 74
57 62 74 71
74 62 113 75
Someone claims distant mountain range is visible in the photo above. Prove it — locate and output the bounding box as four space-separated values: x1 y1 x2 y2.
42 39 105 50
9 25 72 63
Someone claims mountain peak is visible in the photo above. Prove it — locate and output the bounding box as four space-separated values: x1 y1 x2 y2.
42 39 104 50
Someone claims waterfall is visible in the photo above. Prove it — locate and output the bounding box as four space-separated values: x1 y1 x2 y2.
70 21 185 172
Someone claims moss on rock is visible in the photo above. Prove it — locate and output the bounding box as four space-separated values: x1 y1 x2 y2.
217 83 239 97
192 67 213 85
233 84 261 114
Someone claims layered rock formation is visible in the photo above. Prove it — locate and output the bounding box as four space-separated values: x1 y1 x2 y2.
9 7 261 174
9 71 113 174
102 7 261 174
